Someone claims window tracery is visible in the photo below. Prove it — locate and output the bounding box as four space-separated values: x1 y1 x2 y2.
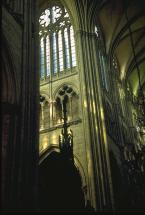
39 5 76 79
54 85 79 124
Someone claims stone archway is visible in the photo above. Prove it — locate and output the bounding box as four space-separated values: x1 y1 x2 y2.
39 151 85 213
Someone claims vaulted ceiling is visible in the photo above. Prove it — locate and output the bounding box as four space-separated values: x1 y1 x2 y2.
97 0 145 95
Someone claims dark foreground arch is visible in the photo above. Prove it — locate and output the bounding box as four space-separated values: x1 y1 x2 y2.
39 151 86 213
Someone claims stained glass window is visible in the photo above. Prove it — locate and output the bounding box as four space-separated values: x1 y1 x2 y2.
39 5 76 79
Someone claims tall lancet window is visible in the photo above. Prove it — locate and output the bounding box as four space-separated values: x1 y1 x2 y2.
95 25 109 91
39 5 76 79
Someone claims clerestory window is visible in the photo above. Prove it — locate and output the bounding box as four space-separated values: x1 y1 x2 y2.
39 5 76 79
95 25 109 91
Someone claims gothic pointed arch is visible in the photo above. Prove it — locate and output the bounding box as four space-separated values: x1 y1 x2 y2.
54 84 79 124
39 150 86 213
39 1 77 80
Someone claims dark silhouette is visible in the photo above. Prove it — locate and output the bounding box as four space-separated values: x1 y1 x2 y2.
39 151 86 213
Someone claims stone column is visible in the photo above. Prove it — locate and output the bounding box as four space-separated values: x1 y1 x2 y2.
40 102 45 129
2 0 39 213
49 99 54 127
68 95 73 121
13 0 39 212
60 97 64 123
75 29 114 212
52 100 56 125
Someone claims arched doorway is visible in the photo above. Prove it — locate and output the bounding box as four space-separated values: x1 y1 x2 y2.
39 151 85 213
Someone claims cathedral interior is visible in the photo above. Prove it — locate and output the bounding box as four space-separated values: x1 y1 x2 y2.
1 0 145 214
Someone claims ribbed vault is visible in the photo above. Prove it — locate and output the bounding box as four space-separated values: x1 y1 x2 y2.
97 0 145 95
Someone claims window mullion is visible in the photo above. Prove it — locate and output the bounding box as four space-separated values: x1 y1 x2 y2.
39 6 76 78
70 27 76 67
67 26 72 69
40 37 45 79
52 32 57 75
62 29 66 71
44 37 47 79
49 9 53 77
50 33 53 77
46 35 50 77
56 33 59 76
39 43 42 79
